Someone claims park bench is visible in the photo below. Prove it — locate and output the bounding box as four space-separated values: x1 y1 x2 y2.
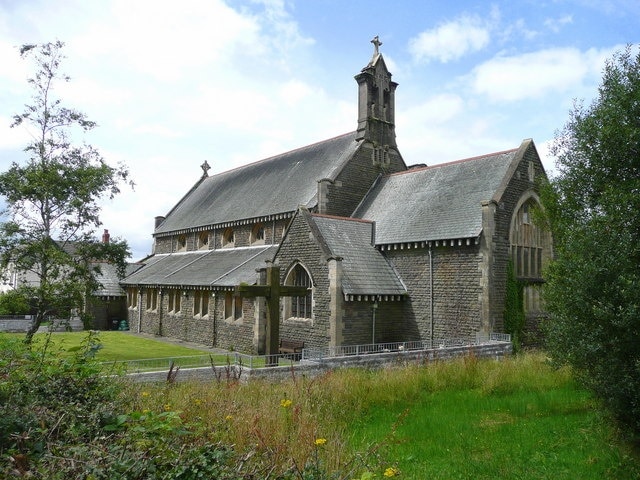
279 338 304 358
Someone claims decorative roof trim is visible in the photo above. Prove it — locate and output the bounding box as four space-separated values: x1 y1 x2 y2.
377 237 480 251
344 294 405 302
153 212 295 238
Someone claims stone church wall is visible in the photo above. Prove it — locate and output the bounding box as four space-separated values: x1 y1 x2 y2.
341 300 405 345
387 244 483 342
488 143 547 335
275 213 332 350
322 142 405 217
153 219 289 254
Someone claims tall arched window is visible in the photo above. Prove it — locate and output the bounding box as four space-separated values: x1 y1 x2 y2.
510 197 552 280
284 264 313 319
510 195 552 315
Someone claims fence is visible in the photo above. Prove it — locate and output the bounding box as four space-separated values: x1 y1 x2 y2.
303 332 511 361
109 333 510 375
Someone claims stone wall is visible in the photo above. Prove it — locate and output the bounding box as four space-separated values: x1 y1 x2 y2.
386 244 483 343
322 141 405 217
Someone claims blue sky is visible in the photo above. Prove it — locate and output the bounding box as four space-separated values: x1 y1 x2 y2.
0 0 638 260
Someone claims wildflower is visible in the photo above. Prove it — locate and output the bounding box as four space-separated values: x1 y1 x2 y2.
163 404 171 411
142 409 150 414
280 398 292 408
193 399 202 406
225 415 233 421
383 467 399 477
141 391 150 397
314 438 327 446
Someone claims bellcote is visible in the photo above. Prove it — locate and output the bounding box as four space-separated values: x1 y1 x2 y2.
355 36 398 147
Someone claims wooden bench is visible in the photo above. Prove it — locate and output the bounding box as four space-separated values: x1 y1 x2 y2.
279 338 305 358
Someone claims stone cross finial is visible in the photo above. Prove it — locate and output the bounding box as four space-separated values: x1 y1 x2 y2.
371 36 382 55
200 160 211 177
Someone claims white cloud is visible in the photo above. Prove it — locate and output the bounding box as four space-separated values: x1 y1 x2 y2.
409 14 491 63
470 47 619 102
544 14 573 33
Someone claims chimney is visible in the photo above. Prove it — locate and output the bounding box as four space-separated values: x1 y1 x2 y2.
102 229 110 244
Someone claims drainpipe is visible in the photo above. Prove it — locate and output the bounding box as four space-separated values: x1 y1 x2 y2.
372 300 378 345
429 243 434 347
137 289 142 333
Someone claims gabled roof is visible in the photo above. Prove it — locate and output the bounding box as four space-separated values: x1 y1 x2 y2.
93 263 140 297
353 147 519 244
155 132 360 235
121 245 278 288
308 213 406 298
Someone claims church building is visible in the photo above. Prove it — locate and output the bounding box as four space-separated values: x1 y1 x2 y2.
121 39 551 353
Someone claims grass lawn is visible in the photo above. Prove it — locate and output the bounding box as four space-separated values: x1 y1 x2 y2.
346 357 638 479
9 331 213 361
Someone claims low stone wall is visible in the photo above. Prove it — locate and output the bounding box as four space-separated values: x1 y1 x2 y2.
126 341 512 383
0 317 84 333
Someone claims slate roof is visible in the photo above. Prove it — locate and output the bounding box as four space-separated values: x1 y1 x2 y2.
353 149 517 244
120 245 278 288
155 132 360 235
309 214 406 297
94 263 140 297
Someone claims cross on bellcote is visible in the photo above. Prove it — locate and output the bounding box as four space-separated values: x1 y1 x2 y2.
371 35 382 55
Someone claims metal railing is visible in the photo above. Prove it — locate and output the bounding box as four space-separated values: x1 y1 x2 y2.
102 351 302 373
303 333 511 361
103 333 511 373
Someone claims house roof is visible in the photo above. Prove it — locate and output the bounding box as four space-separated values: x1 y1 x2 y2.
120 245 278 288
155 132 360 235
93 263 140 297
309 213 406 298
353 148 518 244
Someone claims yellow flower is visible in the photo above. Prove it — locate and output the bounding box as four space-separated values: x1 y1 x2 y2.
141 391 150 397
225 415 233 421
142 409 150 414
383 467 399 477
314 438 327 446
193 399 202 406
163 404 171 411
280 398 292 408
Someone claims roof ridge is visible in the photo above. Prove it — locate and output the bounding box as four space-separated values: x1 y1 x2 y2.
387 147 519 177
311 212 373 224
210 131 357 178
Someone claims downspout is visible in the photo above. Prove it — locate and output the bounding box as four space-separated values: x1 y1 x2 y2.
429 243 434 347
137 289 142 333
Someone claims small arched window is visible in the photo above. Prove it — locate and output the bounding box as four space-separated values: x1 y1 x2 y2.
222 228 235 248
284 263 313 319
198 231 210 250
251 223 265 245
177 234 187 252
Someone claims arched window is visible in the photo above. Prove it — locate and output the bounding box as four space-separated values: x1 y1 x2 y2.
251 223 265 245
510 196 552 281
177 234 187 252
284 263 313 319
222 228 235 248
198 231 210 250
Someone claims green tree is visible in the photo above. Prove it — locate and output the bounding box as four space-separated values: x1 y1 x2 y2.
541 45 640 440
0 289 31 315
0 41 131 343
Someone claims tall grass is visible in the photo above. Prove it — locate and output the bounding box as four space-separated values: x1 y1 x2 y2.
120 352 640 479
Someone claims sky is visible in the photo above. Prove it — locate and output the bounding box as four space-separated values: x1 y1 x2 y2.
0 0 638 261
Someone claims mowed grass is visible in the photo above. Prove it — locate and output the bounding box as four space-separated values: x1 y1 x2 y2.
9 331 213 361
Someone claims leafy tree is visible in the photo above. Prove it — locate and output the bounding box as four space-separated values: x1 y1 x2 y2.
541 45 640 440
0 289 31 315
0 41 131 343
